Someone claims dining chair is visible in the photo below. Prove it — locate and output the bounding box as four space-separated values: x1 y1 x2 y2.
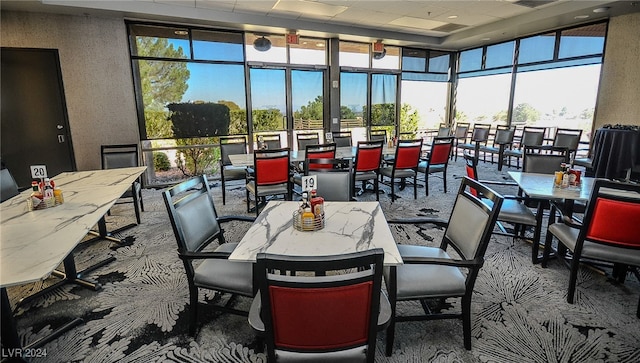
383 177 504 354
246 148 292 216
523 146 569 174
457 123 491 163
368 129 387 144
452 122 470 161
304 158 353 201
542 179 640 318
352 140 384 201
296 132 320 151
479 125 515 170
249 249 389 363
219 135 248 205
163 175 256 335
256 133 282 150
418 136 453 196
464 152 545 264
331 131 352 147
101 144 144 224
504 126 546 169
292 143 337 189
1 168 20 203
551 128 582 162
379 139 423 202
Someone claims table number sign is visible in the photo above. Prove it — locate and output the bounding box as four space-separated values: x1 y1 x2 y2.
30 165 48 179
301 175 317 192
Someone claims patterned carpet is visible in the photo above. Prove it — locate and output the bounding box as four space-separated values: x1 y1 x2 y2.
6 159 640 362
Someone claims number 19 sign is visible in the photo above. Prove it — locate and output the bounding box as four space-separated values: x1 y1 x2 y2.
301 175 317 192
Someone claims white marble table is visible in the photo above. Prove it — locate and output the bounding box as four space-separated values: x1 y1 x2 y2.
507 171 594 202
229 201 403 266
228 146 396 167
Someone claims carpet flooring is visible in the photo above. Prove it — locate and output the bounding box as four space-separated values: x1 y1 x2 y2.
6 158 640 362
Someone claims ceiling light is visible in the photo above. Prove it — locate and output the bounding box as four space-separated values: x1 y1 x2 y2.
174 30 188 36
593 7 610 13
481 37 491 41
574 15 590 19
316 42 325 47
448 15 458 19
253 36 272 52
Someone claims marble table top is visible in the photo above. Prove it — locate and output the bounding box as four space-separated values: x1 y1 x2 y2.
0 166 146 287
228 146 396 167
229 201 403 266
508 171 594 201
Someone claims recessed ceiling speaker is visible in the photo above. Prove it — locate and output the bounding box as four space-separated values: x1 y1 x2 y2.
373 48 386 60
253 36 272 52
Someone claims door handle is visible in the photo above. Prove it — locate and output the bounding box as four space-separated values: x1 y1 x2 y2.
58 134 65 143
57 124 64 130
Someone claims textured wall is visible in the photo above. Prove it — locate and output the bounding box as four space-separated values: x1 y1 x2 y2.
595 12 640 129
1 11 139 170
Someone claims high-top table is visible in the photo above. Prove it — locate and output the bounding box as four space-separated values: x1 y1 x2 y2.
229 201 403 266
228 146 396 167
590 127 640 180
1 166 146 356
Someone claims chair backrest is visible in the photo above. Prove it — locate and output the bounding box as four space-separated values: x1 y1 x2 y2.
332 131 352 147
220 136 248 166
428 137 454 165
305 143 337 170
1 168 20 202
304 158 353 201
254 148 291 187
443 177 504 262
523 146 568 174
520 127 546 148
437 123 452 137
296 132 320 151
454 122 470 140
392 139 423 170
354 140 384 173
101 144 139 169
257 133 282 150
162 175 222 257
368 129 387 144
255 249 384 363
553 128 582 151
470 124 491 142
493 125 515 145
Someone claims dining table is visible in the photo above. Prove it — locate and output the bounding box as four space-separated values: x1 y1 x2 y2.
228 200 403 266
228 145 396 167
0 166 146 355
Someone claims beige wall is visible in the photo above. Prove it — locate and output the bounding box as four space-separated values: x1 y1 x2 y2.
594 12 640 129
1 11 139 170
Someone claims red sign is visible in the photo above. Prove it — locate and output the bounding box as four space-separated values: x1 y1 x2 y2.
373 41 384 53
286 33 299 44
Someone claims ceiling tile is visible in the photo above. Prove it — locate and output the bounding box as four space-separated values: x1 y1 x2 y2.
389 16 448 30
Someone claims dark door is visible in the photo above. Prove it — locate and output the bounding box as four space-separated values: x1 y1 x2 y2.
1 48 75 189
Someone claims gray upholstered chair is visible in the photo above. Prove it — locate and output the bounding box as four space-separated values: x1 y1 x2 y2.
452 122 470 161
256 133 282 150
457 123 491 163
384 177 504 354
504 126 546 169
296 132 320 151
523 146 569 174
331 131 352 147
1 168 20 203
219 136 248 205
101 144 144 224
479 125 515 170
304 158 353 201
543 179 640 318
249 249 389 363
163 175 255 335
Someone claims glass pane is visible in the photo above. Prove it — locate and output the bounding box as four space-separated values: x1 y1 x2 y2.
246 33 287 63
559 23 606 58
458 48 483 72
339 41 369 68
372 46 400 70
512 64 600 140
130 24 189 59
519 33 555 64
292 70 324 134
340 72 367 135
250 68 287 132
401 80 449 134
402 48 426 72
289 37 327 65
455 73 511 127
428 51 450 73
485 41 514 68
371 74 397 127
192 29 244 62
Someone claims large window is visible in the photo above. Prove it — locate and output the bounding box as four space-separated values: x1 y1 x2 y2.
455 74 511 126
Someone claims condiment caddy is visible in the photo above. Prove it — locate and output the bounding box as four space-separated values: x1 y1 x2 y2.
553 163 581 189
27 177 64 210
293 190 325 231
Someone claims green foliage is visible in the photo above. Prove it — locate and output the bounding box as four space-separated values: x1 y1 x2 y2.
455 111 468 122
145 109 173 138
400 103 419 137
295 95 323 120
153 152 171 171
493 110 508 123
370 103 395 126
340 106 356 120
253 109 285 131
174 137 219 177
167 102 231 137
513 103 540 123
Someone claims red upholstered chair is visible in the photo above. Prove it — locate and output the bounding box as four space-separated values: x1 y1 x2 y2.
379 139 423 202
353 140 384 201
418 136 453 196
249 249 389 363
246 148 292 216
543 179 640 317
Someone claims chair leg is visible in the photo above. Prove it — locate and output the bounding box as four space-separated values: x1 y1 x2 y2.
390 179 395 203
637 294 639 319
385 307 396 356
567 257 581 304
443 170 447 193
374 178 380 202
222 179 227 205
413 175 417 199
189 288 199 336
133 194 141 224
531 221 543 264
462 295 472 350
246 189 251 213
425 172 429 196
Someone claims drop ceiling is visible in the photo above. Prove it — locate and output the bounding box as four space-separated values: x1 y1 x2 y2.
3 0 639 50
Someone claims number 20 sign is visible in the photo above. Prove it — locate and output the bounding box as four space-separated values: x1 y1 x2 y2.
301 175 317 192
30 165 48 179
